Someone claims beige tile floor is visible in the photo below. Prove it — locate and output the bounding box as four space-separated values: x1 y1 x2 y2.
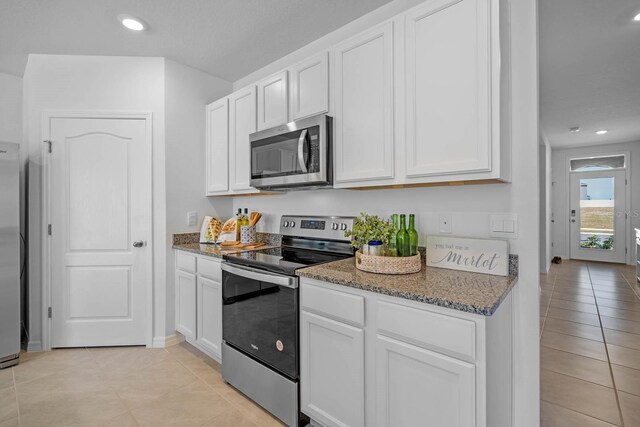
541 259 640 426
0 342 285 426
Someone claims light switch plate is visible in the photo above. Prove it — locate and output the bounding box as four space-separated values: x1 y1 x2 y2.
187 211 198 227
438 213 452 234
489 214 518 239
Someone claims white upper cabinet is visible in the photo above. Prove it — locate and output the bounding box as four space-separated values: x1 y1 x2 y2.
257 71 289 131
289 52 329 121
405 0 493 178
229 85 258 193
205 98 229 195
333 22 395 185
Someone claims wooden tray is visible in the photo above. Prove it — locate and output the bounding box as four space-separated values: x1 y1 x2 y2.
355 250 422 275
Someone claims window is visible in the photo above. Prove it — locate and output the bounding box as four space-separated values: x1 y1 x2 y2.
570 155 625 172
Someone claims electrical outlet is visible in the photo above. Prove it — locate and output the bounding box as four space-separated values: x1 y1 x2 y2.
187 211 197 226
439 214 452 234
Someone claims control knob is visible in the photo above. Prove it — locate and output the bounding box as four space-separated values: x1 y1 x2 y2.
290 221 296 227
332 223 339 230
340 223 348 231
283 221 290 227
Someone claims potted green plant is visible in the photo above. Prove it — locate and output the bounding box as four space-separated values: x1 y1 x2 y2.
344 212 393 256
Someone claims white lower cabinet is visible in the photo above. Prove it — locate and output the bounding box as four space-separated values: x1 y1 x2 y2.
196 276 222 357
300 311 365 427
175 270 197 340
300 277 514 427
376 335 475 427
174 251 223 361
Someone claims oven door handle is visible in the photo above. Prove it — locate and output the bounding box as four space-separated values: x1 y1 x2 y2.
222 263 298 289
297 129 308 173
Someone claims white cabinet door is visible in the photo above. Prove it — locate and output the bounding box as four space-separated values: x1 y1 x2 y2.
229 85 258 193
333 22 394 185
175 270 197 340
405 0 492 177
205 98 229 195
257 71 288 131
301 311 365 427
376 334 476 427
289 52 329 121
197 276 222 358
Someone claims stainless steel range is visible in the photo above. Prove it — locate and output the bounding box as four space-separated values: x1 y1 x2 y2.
221 215 355 427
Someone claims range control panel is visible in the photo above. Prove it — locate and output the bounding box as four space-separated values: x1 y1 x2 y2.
280 215 355 241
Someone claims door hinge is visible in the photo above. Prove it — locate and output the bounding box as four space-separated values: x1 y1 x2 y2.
48 224 52 235
44 140 52 153
48 307 52 318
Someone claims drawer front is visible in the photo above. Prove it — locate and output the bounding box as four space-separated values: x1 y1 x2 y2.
301 281 365 327
377 300 476 361
198 256 222 282
176 251 197 273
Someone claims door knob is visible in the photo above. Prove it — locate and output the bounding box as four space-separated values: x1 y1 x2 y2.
571 220 576 223
133 241 145 248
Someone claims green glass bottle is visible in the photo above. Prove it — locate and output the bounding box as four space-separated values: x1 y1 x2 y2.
408 214 418 256
387 214 399 257
396 214 410 257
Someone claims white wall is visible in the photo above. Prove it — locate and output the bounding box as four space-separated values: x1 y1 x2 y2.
0 72 22 143
23 55 167 350
229 0 540 423
552 141 640 263
164 59 233 336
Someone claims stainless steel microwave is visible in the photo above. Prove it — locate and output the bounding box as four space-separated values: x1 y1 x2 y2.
249 114 332 190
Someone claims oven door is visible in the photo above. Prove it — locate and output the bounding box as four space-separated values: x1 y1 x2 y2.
250 114 331 189
221 263 299 379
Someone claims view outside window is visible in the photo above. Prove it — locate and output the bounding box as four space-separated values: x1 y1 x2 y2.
580 177 614 250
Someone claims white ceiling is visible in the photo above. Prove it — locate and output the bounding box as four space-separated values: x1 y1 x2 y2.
0 0 392 81
540 0 640 148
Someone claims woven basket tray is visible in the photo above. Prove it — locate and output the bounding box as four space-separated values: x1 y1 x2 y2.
355 251 422 275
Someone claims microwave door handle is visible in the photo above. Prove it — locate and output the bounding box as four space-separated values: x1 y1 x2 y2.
297 129 308 173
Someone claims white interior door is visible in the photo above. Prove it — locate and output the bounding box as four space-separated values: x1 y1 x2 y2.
49 117 151 347
570 169 626 263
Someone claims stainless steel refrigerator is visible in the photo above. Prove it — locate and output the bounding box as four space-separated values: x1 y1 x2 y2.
0 142 20 369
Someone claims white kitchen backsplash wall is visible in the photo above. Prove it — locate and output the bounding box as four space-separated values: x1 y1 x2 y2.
232 184 524 253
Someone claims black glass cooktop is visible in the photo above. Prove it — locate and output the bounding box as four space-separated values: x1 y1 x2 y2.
223 246 352 276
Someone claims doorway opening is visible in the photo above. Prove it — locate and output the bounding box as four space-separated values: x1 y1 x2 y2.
568 155 628 263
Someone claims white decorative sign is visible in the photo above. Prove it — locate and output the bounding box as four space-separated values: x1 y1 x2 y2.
426 235 509 276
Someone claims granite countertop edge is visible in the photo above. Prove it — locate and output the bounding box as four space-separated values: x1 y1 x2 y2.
296 260 518 316
172 243 223 258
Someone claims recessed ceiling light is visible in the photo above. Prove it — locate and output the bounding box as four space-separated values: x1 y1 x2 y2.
569 126 580 133
595 129 608 135
118 14 146 31
634 12 640 21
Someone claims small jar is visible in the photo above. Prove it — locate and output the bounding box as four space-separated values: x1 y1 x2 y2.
367 240 384 256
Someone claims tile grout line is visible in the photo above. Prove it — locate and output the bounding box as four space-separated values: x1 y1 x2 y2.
87 347 161 426
540 264 624 426
540 271 558 337
12 367 20 427
168 346 267 427
587 265 625 427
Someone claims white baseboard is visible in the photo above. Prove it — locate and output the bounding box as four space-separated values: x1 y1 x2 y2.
27 340 42 352
151 333 185 348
